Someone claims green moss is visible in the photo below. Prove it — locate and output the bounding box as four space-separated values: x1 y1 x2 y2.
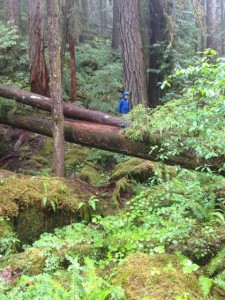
0 173 96 243
79 165 101 186
0 217 12 238
110 158 176 183
1 248 46 276
111 177 135 205
114 253 204 300
65 146 91 177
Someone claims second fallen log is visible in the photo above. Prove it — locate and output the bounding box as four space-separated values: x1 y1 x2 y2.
0 83 123 127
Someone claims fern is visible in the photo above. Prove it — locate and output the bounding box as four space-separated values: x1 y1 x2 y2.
206 246 225 276
214 278 225 292
199 276 213 297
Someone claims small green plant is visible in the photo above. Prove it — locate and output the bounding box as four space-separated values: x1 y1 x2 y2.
41 183 57 212
0 217 20 257
78 196 100 223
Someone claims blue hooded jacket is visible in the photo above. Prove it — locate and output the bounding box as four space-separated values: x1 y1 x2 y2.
117 92 130 114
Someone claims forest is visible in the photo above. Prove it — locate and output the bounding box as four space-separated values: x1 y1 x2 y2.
0 0 225 299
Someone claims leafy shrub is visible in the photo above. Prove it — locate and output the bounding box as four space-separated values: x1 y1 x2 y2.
126 51 225 168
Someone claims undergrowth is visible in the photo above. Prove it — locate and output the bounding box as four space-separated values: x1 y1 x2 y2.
1 169 224 299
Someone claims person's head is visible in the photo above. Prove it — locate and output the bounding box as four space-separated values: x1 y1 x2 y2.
123 91 130 99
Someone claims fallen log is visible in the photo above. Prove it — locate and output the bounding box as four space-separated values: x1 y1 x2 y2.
0 109 224 175
0 83 123 127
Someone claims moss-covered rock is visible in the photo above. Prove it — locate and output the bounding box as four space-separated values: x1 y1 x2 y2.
0 172 96 244
79 165 101 186
65 146 91 178
0 248 46 276
110 158 177 183
114 253 204 300
0 169 119 244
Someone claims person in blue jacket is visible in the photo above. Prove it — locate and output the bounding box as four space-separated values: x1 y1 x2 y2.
118 91 130 114
117 91 130 127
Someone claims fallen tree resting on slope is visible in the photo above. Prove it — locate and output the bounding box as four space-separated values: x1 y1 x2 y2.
0 107 224 175
0 84 123 127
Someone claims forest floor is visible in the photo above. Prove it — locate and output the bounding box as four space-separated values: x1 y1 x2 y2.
0 125 225 299
0 126 124 203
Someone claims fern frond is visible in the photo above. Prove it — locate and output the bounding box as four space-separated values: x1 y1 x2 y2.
215 270 225 282
199 276 213 297
206 246 225 276
214 278 225 292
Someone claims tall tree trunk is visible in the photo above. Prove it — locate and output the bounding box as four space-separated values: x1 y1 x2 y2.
112 0 120 50
69 33 77 102
28 0 49 96
4 0 21 29
80 0 88 42
148 0 167 108
46 0 65 177
60 0 72 71
100 0 104 35
206 0 216 49
220 0 225 55
119 0 149 107
200 0 206 51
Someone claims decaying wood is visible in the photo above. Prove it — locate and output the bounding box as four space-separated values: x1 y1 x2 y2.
0 109 224 175
0 84 123 127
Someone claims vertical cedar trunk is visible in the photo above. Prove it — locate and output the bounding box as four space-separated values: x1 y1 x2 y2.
200 0 206 51
4 0 21 29
46 0 65 177
112 0 120 49
148 0 167 108
206 0 216 49
100 0 104 34
119 0 148 107
80 0 88 42
60 0 72 71
103 0 107 32
28 0 49 96
221 0 225 55
69 33 77 102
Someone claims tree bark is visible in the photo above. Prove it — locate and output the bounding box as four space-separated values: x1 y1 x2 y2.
0 84 123 127
112 0 120 50
206 0 216 49
100 0 106 35
200 0 207 52
148 0 167 108
69 33 77 102
0 109 224 176
4 0 21 29
80 0 88 42
28 0 49 96
220 0 224 55
47 0 65 177
119 0 149 107
60 0 72 71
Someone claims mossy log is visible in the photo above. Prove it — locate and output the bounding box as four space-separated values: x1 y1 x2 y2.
0 83 123 127
0 108 224 175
